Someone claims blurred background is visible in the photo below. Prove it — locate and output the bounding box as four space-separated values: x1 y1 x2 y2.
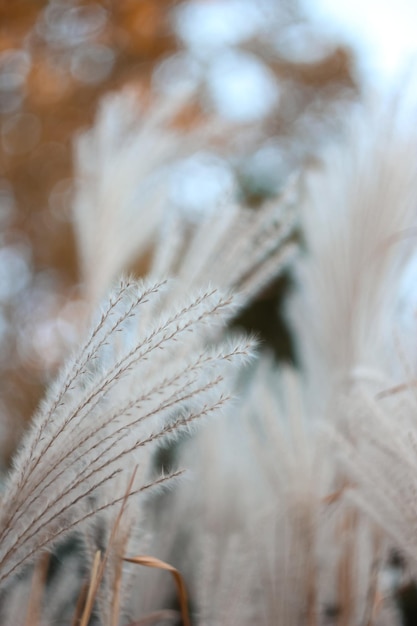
0 0 413 465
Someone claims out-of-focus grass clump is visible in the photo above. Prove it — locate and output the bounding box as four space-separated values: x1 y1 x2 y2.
0 0 356 463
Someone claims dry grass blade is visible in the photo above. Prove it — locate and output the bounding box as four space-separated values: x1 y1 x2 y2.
24 552 50 626
71 582 89 626
375 379 417 399
110 534 126 626
363 532 384 626
79 550 102 626
123 555 190 626
322 482 355 505
78 468 138 626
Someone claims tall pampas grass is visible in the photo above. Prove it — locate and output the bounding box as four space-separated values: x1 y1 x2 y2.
73 89 216 307
144 95 417 626
4 82 417 626
0 277 254 594
289 97 417 411
148 178 298 305
160 362 398 626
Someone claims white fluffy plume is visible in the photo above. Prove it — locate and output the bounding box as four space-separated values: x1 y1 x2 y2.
0 278 254 588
